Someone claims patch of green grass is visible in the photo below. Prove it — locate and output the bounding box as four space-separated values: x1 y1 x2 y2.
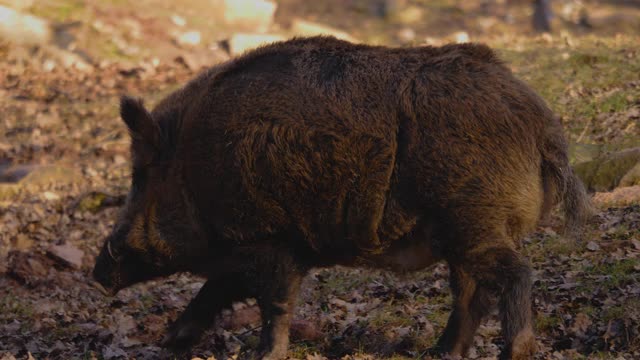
602 305 627 322
584 258 640 288
567 52 609 67
579 305 598 317
369 310 413 329
0 294 34 319
546 235 577 256
525 234 577 262
425 292 451 306
498 36 640 144
140 293 155 308
30 0 86 22
289 342 321 359
81 351 105 360
315 269 376 298
587 352 624 360
580 90 631 120
0 295 37 334
536 313 562 332
605 224 632 241
95 37 135 61
49 323 80 340
603 298 640 322
408 329 438 356
598 91 630 114
425 308 450 328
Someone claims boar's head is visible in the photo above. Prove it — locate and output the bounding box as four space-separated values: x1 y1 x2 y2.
93 96 205 295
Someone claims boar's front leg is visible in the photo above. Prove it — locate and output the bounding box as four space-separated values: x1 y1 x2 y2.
255 255 304 360
433 265 493 356
162 272 250 349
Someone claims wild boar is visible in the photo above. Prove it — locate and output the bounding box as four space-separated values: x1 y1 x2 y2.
92 36 591 360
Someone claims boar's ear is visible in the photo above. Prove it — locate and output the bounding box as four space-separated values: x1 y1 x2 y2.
120 95 160 165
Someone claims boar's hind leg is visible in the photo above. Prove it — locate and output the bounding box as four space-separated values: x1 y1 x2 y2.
162 273 250 349
464 246 536 360
433 265 493 356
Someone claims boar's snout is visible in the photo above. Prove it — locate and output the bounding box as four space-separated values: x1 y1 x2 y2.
92 220 175 297
92 223 132 296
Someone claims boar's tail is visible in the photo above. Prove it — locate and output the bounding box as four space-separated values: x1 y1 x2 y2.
540 122 593 240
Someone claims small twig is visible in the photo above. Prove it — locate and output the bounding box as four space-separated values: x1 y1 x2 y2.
230 334 246 346
576 117 593 143
236 324 263 338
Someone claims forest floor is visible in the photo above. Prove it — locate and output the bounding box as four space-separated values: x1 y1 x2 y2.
1 0 639 359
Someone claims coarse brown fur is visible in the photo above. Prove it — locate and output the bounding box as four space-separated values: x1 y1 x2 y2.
92 36 591 359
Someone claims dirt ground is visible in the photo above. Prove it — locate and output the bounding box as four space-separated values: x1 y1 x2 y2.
1 0 639 359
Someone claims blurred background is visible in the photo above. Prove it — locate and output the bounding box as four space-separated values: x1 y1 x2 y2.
0 1 639 359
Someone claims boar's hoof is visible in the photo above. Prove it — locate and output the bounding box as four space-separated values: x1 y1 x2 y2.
500 329 537 360
161 321 203 349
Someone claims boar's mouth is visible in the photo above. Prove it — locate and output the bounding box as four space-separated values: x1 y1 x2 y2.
91 269 123 296
92 240 125 297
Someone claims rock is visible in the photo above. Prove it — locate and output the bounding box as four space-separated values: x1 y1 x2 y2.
620 162 640 187
452 31 470 43
0 164 36 183
47 243 84 269
290 19 357 42
0 5 51 46
115 312 136 335
42 191 60 201
573 147 640 192
3 164 83 188
570 143 606 164
170 14 186 27
223 0 276 33
175 30 201 47
593 185 640 207
586 241 600 251
226 33 285 56
0 164 81 201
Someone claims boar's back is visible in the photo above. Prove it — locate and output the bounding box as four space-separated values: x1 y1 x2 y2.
172 37 549 258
